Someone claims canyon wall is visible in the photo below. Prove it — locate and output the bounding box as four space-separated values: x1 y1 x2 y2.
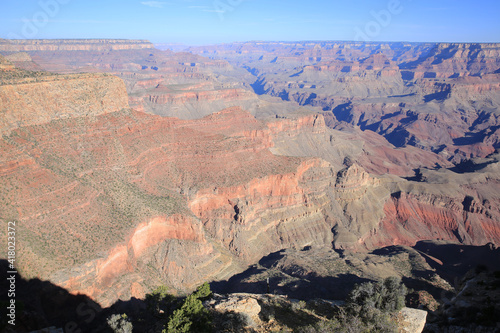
0 39 154 52
0 71 129 134
1 40 500 308
191 42 500 163
3 101 499 306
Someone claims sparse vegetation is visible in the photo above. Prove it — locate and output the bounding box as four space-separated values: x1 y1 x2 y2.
425 268 500 332
164 282 213 333
346 276 407 313
300 277 407 333
0 67 57 85
107 313 133 333
146 285 176 316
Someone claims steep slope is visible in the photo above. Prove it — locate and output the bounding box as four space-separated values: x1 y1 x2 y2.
4 104 499 307
0 39 269 119
0 60 334 305
0 72 129 134
1 42 500 310
0 39 154 51
191 41 500 163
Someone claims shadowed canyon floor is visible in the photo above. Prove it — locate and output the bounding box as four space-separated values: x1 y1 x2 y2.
1 39 500 332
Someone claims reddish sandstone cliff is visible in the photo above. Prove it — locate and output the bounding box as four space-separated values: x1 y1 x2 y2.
1 45 500 309
0 72 129 134
2 101 500 306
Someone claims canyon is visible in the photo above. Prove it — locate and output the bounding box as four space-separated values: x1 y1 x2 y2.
189 41 500 163
0 38 499 328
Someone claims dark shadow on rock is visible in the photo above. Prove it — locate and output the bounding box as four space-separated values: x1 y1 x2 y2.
331 102 353 123
0 259 105 332
413 240 500 284
384 127 412 148
401 71 415 81
258 250 287 268
423 89 451 102
0 260 171 333
289 69 303 77
210 250 372 301
403 169 426 182
449 157 496 173
453 125 500 147
303 92 317 106
371 245 455 301
250 77 266 95
210 264 269 295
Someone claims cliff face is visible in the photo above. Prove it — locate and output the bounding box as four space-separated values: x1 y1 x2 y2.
2 41 500 309
188 41 435 64
0 39 154 52
189 158 334 263
191 42 500 163
3 100 500 307
0 72 129 134
2 39 264 120
50 214 232 306
402 43 500 79
1 85 336 306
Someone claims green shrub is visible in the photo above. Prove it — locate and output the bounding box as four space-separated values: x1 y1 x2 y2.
146 285 175 315
346 277 407 313
299 308 396 333
165 283 213 333
342 277 406 333
107 313 133 333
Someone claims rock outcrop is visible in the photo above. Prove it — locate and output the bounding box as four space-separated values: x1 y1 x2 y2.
2 40 500 311
0 39 154 52
0 72 129 134
208 293 262 326
397 307 427 333
191 41 500 162
206 293 427 333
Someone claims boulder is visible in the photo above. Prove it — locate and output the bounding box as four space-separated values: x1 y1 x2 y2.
397 307 427 333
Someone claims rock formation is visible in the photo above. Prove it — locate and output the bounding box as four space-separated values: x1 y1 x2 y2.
0 39 154 52
397 307 427 333
0 71 129 134
1 40 500 311
191 41 500 163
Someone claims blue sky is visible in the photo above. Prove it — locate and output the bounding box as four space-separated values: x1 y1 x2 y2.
1 0 499 45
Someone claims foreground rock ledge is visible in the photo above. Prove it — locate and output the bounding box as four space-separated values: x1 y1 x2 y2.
397 307 428 333
206 293 427 333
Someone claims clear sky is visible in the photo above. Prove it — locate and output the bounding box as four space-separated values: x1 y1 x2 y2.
1 0 499 45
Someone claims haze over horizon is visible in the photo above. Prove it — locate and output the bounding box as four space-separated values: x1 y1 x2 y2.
1 0 499 45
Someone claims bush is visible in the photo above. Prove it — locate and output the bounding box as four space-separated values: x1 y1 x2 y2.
165 283 213 333
346 277 407 313
146 285 175 315
299 308 395 333
107 313 133 333
342 277 407 333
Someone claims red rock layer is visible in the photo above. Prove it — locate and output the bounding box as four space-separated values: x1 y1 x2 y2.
363 192 500 249
2 105 500 306
1 106 337 306
52 214 222 307
0 73 129 134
